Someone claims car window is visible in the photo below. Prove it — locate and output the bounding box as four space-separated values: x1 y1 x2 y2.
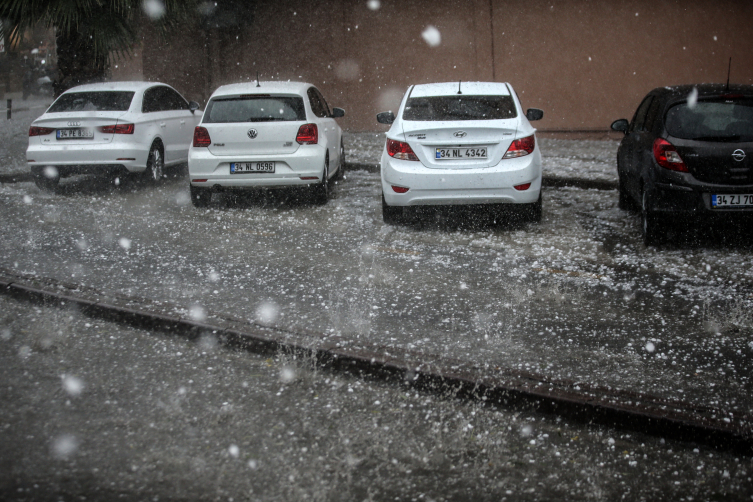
629 95 653 132
142 87 162 113
403 95 517 121
203 96 307 123
48 91 135 112
644 96 663 133
164 87 189 111
307 88 328 118
313 88 331 117
665 97 753 141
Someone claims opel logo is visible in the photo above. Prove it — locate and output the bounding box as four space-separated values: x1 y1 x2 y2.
247 128 258 139
67 121 81 127
732 149 746 162
453 131 467 138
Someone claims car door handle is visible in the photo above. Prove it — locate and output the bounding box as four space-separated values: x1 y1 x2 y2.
160 122 166 128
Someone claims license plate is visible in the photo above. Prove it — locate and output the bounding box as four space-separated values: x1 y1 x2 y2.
711 194 753 208
435 147 487 160
230 162 275 174
56 128 93 139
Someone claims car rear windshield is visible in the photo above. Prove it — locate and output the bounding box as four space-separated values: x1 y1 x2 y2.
48 91 135 112
665 97 753 142
403 95 517 121
203 96 307 123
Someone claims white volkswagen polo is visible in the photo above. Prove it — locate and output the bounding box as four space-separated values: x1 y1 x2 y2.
377 82 543 224
188 81 345 207
27 81 202 190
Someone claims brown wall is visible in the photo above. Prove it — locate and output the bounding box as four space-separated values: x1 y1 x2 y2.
140 0 753 132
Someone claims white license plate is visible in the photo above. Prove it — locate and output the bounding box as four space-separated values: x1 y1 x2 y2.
56 128 93 139
435 147 487 160
230 162 275 174
711 194 753 208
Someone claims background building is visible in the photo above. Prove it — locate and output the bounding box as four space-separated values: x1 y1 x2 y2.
117 0 753 132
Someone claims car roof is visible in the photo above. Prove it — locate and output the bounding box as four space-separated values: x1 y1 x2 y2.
61 81 171 93
651 83 753 99
211 81 312 98
410 82 511 98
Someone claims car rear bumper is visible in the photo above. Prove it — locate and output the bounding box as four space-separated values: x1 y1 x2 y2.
381 150 542 206
27 144 148 173
188 145 327 188
650 181 753 214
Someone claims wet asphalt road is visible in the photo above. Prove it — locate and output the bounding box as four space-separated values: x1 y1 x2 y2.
0 166 752 418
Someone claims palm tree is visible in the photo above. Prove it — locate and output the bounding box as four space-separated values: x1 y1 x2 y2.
0 0 196 96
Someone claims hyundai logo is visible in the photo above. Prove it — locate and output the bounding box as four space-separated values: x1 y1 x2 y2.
247 128 258 139
453 131 467 138
67 121 81 127
732 149 746 162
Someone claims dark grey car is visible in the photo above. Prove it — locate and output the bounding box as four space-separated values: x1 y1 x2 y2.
611 84 753 245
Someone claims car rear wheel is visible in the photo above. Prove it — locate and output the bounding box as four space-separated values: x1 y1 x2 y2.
382 194 402 225
334 140 345 181
190 185 211 208
618 176 635 211
641 187 663 246
144 142 164 185
528 191 543 223
312 157 329 205
33 167 60 191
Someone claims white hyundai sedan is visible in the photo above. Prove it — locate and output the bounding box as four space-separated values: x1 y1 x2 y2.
377 82 544 224
27 81 202 190
188 81 345 207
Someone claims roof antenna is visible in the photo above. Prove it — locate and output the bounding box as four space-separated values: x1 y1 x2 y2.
725 57 731 91
457 80 462 95
256 71 261 88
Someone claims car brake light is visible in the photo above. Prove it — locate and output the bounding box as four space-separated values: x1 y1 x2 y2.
386 139 419 161
193 126 211 147
503 135 535 159
514 183 531 191
296 123 318 144
29 126 54 136
391 185 410 193
99 123 134 134
653 138 688 172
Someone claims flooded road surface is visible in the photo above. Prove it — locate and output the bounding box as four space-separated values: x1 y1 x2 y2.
1 161 751 418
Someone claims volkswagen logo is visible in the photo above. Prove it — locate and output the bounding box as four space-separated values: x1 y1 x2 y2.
67 121 81 127
732 149 746 162
247 129 258 139
453 131 467 138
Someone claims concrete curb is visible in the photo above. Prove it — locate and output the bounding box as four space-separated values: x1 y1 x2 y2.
0 270 750 455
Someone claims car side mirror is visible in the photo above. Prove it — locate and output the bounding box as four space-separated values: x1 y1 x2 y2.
331 107 345 118
188 101 200 114
377 111 395 125
611 119 629 133
525 108 544 121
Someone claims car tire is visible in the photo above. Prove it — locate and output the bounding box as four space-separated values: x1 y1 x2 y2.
382 194 402 225
334 139 346 181
33 168 59 191
528 191 543 223
618 176 635 211
641 187 663 246
144 141 164 185
190 185 211 208
313 157 329 205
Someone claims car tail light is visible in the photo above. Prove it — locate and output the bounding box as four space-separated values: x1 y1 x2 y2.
29 126 54 136
296 123 318 144
99 123 134 134
653 138 688 172
386 139 419 161
300 176 319 180
503 135 535 159
514 183 531 191
192 179 208 183
391 185 410 193
193 126 211 147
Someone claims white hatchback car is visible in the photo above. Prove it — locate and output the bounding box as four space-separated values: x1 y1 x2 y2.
27 81 202 190
188 81 345 207
377 81 544 224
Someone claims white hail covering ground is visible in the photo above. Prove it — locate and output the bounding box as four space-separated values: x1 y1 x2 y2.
26 82 200 175
188 81 344 192
379 82 542 207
